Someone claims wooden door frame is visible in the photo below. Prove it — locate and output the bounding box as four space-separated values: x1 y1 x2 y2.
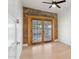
27 15 54 45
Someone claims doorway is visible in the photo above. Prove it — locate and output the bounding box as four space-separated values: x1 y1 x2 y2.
32 18 52 44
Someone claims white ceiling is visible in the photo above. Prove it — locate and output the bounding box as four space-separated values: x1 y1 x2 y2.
21 0 71 13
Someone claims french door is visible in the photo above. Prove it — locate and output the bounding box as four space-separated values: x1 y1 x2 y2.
32 18 52 44
44 20 52 42
32 19 42 43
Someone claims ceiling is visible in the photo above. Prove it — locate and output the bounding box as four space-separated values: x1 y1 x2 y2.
21 0 71 13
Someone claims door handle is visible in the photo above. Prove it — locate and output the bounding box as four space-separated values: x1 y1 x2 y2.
16 42 20 45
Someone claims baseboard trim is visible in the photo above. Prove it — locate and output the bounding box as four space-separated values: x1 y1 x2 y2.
58 40 71 46
54 39 59 42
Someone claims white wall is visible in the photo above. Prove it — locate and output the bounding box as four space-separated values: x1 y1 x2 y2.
8 0 23 59
58 7 71 45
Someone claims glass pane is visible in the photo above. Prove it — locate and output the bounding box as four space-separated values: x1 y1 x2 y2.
37 20 42 42
32 20 42 43
32 20 38 43
44 21 52 41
